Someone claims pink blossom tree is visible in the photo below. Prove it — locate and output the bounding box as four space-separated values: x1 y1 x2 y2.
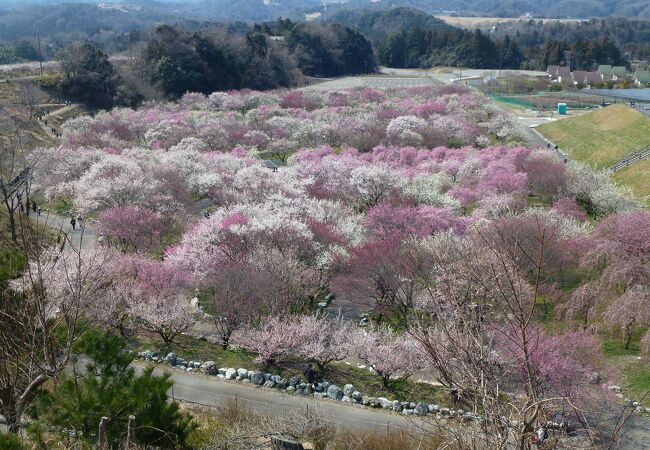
98 206 164 253
206 263 269 350
335 234 429 325
604 286 650 350
580 211 650 292
116 257 196 349
558 283 601 329
351 326 423 388
551 197 588 222
292 315 352 370
497 325 602 399
234 316 302 367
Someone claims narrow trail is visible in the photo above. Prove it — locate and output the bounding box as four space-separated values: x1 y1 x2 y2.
34 210 97 250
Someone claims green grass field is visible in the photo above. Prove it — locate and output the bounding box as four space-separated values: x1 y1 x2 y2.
537 104 650 170
613 157 650 208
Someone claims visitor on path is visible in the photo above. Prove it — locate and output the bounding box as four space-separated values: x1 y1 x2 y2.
37 207 42 216
304 364 316 385
70 218 76 230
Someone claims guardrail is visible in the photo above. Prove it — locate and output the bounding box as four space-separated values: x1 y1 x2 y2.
607 145 650 173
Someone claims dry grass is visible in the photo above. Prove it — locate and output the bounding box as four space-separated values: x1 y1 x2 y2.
435 15 583 28
185 400 441 450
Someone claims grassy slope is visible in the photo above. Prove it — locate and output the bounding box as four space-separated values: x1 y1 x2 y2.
613 156 650 208
537 104 650 169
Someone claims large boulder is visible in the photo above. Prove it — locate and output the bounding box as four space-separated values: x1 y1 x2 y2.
289 376 301 387
200 361 217 375
250 371 265 385
237 368 248 378
326 384 343 400
351 391 362 401
343 384 355 397
139 350 155 361
225 368 237 380
377 397 394 409
165 352 177 365
415 402 429 416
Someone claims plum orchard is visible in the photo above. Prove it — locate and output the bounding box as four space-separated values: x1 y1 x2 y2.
25 85 648 447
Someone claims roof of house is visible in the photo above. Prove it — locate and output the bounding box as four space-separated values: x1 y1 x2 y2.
598 65 613 75
547 65 560 75
612 66 627 76
557 66 571 79
586 71 602 84
573 71 587 82
636 70 650 83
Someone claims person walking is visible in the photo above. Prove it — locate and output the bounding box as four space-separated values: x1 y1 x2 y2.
304 364 316 386
70 217 76 230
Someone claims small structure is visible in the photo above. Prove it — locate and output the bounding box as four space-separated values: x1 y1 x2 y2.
546 65 560 77
585 71 602 86
598 65 613 79
635 70 650 87
573 70 587 85
612 66 627 80
262 159 283 172
557 103 568 115
557 67 571 84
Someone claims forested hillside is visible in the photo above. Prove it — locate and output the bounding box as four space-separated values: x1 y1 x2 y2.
326 8 627 70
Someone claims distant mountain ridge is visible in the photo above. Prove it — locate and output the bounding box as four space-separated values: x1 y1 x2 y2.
3 0 650 19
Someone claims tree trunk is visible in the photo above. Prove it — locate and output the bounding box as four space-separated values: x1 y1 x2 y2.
8 208 16 242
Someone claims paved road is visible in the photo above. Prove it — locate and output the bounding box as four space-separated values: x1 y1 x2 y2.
34 211 97 250
143 364 420 433
141 364 650 448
